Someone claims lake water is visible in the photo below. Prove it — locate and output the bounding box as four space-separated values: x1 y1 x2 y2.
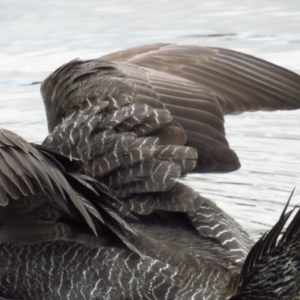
0 0 300 240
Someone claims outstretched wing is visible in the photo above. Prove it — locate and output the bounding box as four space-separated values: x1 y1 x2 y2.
102 43 300 115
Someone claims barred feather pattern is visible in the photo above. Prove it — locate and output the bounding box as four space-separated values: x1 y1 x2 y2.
42 58 238 174
124 182 252 262
2 39 300 297
42 59 253 261
0 128 154 264
39 52 259 299
38 44 300 299
0 129 211 299
124 214 242 299
0 128 246 299
0 241 190 300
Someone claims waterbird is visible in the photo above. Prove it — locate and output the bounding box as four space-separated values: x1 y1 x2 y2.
1 43 300 299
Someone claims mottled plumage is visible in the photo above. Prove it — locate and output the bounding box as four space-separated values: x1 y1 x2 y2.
0 129 195 300
42 47 254 262
39 44 300 299
1 43 300 299
0 128 142 249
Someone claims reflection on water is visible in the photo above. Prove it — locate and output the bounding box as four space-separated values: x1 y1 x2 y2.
0 0 300 239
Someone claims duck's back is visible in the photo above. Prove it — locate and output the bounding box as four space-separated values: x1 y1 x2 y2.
39 44 300 299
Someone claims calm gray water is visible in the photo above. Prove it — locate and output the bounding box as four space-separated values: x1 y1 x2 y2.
0 0 300 239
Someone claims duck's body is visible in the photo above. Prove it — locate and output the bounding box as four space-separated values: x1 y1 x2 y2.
0 129 194 300
41 43 300 297
0 130 239 299
0 43 300 299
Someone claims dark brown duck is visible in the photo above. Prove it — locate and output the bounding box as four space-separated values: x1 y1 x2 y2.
0 44 300 299
40 43 300 299
0 128 190 299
